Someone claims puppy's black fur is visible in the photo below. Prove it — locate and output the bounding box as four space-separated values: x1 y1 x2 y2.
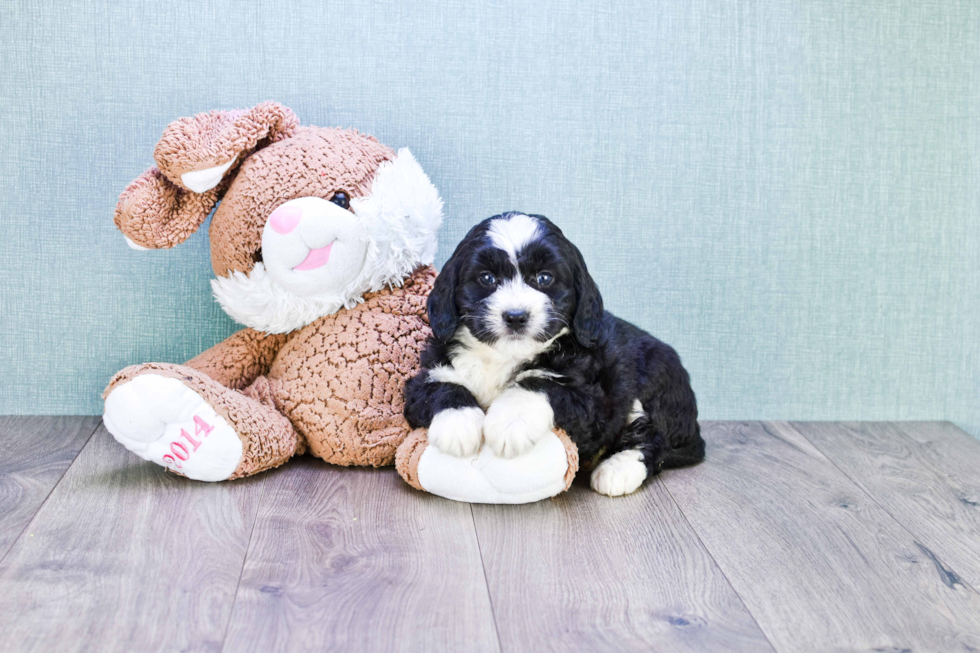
404 213 704 478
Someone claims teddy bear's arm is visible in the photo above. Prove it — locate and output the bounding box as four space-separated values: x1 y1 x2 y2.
184 328 290 390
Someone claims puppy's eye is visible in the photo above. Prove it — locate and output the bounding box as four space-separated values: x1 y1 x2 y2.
330 191 350 210
478 272 497 287
535 271 554 287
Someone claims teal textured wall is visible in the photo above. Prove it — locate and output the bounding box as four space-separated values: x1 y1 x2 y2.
1 0 978 436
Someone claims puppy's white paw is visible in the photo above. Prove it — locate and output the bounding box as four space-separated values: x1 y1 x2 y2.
428 407 485 457
103 374 242 482
483 388 554 458
590 449 648 497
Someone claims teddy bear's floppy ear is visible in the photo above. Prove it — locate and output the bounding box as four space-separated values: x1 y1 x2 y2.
115 102 299 250
114 167 225 250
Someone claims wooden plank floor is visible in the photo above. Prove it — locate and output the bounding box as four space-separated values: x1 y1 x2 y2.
0 416 100 558
2 419 980 653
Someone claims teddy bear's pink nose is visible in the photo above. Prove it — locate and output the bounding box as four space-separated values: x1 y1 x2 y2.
268 205 302 235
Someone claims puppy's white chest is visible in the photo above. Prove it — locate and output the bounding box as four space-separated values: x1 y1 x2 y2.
428 327 563 409
441 347 524 408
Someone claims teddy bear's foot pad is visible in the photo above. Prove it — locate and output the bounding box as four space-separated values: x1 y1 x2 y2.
417 431 570 504
104 374 242 481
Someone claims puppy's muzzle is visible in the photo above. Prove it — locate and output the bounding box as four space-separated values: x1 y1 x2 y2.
502 309 530 333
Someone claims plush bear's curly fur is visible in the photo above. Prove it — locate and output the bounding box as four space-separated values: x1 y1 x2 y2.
103 102 579 494
105 268 435 476
105 103 441 477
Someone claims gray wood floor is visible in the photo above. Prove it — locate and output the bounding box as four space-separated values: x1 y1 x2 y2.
2 419 979 652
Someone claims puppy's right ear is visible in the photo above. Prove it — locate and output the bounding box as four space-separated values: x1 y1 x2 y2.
427 255 462 342
572 248 604 348
115 102 298 250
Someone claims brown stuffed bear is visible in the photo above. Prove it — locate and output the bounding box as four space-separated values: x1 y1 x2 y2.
103 102 577 503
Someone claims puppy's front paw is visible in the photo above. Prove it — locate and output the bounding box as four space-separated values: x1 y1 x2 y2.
483 388 554 458
428 407 485 457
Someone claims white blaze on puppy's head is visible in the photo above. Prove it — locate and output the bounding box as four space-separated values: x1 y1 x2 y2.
483 214 552 341
487 213 540 265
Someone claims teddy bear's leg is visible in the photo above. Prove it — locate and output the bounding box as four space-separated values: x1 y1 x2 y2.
395 428 579 504
103 363 303 481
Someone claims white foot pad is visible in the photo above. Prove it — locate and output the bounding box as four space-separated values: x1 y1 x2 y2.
590 449 648 497
417 431 569 504
104 374 242 481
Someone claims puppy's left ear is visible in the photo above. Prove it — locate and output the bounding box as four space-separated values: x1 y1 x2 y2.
427 255 462 342
572 249 604 348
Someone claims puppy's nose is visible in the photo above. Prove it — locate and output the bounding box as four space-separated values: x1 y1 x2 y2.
503 309 530 330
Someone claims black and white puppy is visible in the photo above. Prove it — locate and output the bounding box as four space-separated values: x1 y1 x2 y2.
404 212 705 496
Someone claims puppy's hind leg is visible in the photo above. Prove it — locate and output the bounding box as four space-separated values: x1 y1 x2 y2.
590 448 649 497
660 422 706 470
589 405 704 497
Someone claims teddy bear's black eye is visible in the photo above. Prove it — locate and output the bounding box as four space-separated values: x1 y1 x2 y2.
330 191 350 210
